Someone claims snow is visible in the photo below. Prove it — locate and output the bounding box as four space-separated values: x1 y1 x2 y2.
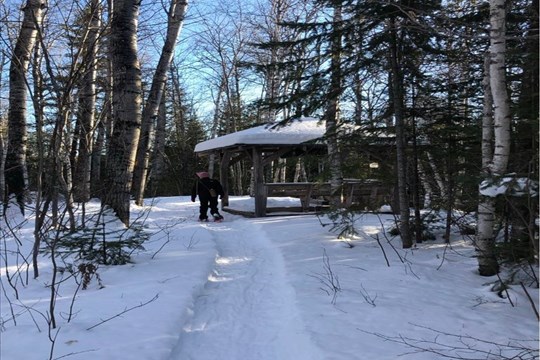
194 117 325 153
480 175 539 197
1 196 539 360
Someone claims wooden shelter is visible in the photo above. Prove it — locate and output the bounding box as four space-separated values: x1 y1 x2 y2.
194 118 327 217
194 118 393 217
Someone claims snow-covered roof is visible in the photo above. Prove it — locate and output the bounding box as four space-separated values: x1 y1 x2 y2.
194 117 325 153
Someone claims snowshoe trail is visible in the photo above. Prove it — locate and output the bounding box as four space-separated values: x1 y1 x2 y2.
167 218 322 360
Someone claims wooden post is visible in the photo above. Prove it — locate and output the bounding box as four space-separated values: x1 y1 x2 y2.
220 151 231 208
302 183 313 211
252 147 267 217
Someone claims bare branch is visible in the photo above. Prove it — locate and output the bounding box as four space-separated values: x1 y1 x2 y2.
86 294 160 331
361 324 539 360
520 282 539 321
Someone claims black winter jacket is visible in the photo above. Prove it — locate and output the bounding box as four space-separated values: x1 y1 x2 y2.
191 178 224 201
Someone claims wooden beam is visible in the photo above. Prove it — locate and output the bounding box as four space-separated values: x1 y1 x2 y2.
220 150 231 208
261 148 290 166
252 147 267 217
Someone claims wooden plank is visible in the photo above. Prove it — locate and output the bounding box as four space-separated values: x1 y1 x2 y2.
223 205 330 218
265 182 331 197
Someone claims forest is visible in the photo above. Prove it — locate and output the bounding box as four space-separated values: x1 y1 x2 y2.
0 0 538 278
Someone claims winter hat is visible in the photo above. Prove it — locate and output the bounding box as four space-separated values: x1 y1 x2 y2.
196 171 209 179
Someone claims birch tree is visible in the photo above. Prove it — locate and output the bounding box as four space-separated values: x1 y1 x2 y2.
4 0 46 215
102 0 142 225
325 1 344 209
476 0 512 276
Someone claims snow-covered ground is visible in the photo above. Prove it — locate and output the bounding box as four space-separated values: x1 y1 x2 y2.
1 196 538 360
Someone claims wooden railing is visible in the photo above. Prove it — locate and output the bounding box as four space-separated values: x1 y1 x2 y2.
265 182 330 211
264 180 393 212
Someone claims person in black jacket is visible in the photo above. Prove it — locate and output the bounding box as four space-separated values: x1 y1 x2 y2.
191 171 224 221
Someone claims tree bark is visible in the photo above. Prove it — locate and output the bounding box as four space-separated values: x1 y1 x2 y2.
74 0 101 203
325 2 344 209
411 110 423 244
132 0 188 205
388 17 413 248
476 0 511 276
488 0 511 177
0 52 6 207
103 0 142 225
148 94 168 185
209 74 227 180
260 0 284 124
5 0 46 215
31 38 45 279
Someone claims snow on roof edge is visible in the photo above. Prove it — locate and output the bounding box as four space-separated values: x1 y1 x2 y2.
194 117 325 153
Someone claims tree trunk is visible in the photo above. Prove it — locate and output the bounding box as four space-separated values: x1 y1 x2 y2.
411 112 423 244
353 70 363 126
426 151 446 199
388 17 413 248
132 0 188 205
0 127 5 210
476 0 511 276
74 0 101 203
103 0 142 226
488 0 511 176
93 31 114 198
31 40 45 278
5 0 46 215
417 161 433 208
294 159 307 183
325 3 344 209
260 0 284 124
91 120 105 197
0 52 6 208
209 75 227 178
148 94 168 188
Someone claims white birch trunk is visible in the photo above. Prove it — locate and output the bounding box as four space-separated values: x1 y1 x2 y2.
488 0 511 176
5 0 46 214
103 0 142 226
417 161 433 209
149 96 168 183
326 4 344 209
294 159 307 183
476 0 511 276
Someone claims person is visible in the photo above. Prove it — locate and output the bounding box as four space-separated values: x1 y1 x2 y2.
191 171 224 222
